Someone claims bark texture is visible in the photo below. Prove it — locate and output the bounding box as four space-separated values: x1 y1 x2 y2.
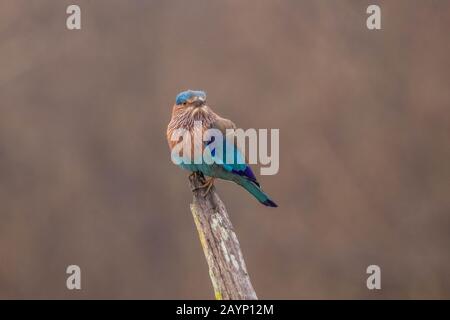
189 173 258 300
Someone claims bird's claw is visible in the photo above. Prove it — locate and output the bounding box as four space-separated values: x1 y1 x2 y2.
192 178 215 197
189 172 197 179
189 171 203 182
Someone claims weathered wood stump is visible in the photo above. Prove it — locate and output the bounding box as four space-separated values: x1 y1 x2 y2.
189 173 258 300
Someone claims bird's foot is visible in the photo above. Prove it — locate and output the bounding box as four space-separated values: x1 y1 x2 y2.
189 172 197 180
189 171 202 181
192 177 215 197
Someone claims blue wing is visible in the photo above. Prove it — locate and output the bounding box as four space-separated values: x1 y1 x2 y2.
205 119 260 186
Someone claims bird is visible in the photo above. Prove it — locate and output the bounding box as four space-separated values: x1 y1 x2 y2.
166 90 277 207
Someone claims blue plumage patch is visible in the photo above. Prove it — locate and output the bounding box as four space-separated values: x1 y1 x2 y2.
175 90 206 105
232 167 260 186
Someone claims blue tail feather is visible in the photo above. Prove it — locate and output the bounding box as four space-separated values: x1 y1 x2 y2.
236 178 278 208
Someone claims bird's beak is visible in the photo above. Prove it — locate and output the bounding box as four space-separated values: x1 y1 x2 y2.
192 96 206 107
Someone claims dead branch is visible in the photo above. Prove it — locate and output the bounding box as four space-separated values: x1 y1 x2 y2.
189 173 258 300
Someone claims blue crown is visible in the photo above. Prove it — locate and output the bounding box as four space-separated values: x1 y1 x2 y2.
175 90 206 105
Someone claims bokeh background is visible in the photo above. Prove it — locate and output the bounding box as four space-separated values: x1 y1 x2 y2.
1 0 449 299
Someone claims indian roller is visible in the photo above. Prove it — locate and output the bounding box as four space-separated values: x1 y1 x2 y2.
167 90 277 207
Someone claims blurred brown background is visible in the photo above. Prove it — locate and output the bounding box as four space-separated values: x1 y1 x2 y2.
1 0 449 299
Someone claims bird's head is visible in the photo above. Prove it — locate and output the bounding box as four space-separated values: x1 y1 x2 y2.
175 90 207 108
170 90 216 129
